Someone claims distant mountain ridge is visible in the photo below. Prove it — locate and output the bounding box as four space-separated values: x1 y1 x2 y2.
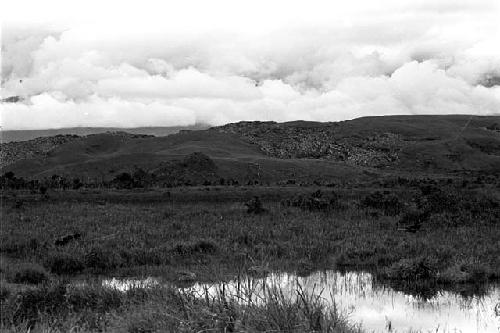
1 124 209 143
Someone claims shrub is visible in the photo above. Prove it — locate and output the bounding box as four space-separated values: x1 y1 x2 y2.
0 238 41 258
39 186 48 195
385 257 438 281
84 246 122 273
119 247 168 266
12 264 49 284
44 252 85 275
360 191 403 215
182 152 217 172
245 196 267 214
0 285 10 301
173 239 218 256
460 261 490 282
283 190 341 212
417 188 461 213
398 210 431 232
438 263 470 284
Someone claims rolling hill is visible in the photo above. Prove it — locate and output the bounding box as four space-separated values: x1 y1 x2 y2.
1 115 499 184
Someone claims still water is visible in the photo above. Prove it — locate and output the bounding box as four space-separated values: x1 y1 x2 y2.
104 271 500 333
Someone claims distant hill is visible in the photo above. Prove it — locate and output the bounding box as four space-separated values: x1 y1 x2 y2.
0 124 209 143
1 115 499 184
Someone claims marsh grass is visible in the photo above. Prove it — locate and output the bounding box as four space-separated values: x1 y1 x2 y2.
0 279 362 332
1 187 498 282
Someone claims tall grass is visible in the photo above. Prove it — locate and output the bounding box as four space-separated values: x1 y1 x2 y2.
0 279 362 332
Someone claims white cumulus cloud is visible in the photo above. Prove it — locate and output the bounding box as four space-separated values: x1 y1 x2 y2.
1 0 499 129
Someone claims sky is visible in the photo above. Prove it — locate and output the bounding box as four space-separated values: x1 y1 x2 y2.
1 0 500 129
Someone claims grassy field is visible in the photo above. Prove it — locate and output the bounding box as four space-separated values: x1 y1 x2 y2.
1 185 499 331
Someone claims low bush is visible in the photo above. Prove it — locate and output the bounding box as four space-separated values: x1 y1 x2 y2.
245 196 267 214
0 238 41 258
44 252 85 275
84 247 122 273
282 190 341 212
360 191 403 215
438 260 491 284
0 285 10 301
12 264 49 284
173 239 218 256
460 261 491 282
385 257 438 281
119 247 169 266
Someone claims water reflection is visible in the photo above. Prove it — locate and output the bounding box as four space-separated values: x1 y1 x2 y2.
103 277 158 291
103 271 500 333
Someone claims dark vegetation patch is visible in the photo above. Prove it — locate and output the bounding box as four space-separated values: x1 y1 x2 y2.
172 239 219 256
360 191 404 216
44 252 85 275
282 189 343 212
245 196 267 214
11 264 50 284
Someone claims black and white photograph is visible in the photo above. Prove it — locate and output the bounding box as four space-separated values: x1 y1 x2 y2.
1 0 499 332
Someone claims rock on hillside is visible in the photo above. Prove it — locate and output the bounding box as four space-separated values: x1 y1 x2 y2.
210 121 402 167
210 116 500 171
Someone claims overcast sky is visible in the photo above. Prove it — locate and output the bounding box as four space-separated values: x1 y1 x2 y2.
1 0 499 129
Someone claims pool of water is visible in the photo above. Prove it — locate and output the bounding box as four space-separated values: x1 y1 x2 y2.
103 271 500 333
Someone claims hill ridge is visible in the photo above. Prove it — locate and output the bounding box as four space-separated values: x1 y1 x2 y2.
1 115 499 183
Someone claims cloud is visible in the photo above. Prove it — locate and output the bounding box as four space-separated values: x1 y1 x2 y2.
1 0 500 129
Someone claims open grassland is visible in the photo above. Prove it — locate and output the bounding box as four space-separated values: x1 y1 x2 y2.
1 185 499 331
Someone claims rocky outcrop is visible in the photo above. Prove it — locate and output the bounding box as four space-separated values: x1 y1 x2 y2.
211 121 404 167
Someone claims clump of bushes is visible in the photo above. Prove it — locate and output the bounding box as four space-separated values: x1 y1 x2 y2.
398 209 431 232
245 196 267 214
360 191 403 215
11 264 49 284
0 285 11 301
173 239 218 256
0 238 42 258
417 188 460 213
438 260 492 284
399 210 430 225
182 152 217 172
84 246 122 273
119 247 169 267
384 257 438 281
44 252 85 275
